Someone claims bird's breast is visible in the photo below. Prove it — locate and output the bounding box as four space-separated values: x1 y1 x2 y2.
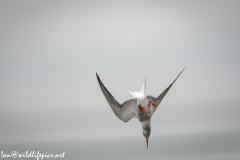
137 99 152 121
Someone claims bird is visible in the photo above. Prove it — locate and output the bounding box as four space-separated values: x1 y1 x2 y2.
96 68 185 148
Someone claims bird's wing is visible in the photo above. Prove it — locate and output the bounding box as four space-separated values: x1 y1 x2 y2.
146 68 185 114
96 73 138 122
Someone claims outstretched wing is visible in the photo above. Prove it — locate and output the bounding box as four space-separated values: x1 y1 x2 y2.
147 68 185 114
96 73 138 122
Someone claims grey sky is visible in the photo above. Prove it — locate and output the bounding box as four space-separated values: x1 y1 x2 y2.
0 0 240 159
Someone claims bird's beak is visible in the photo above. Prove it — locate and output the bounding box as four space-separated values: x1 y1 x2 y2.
146 138 148 148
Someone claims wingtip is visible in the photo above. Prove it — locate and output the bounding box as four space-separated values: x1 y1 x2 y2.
170 68 185 85
182 67 186 72
178 67 186 76
96 73 101 83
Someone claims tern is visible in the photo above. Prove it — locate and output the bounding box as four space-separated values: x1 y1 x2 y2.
96 68 185 148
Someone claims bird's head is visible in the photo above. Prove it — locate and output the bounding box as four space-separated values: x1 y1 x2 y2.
142 123 151 148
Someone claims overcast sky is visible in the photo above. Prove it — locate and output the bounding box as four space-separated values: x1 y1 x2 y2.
0 1 240 159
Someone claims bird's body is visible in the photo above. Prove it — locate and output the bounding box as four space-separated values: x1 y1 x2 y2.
96 68 185 148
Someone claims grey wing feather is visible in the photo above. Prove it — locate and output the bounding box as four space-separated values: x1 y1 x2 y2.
147 68 185 114
96 73 137 122
119 99 138 122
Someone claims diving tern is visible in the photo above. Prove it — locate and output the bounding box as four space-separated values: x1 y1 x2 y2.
96 68 185 148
